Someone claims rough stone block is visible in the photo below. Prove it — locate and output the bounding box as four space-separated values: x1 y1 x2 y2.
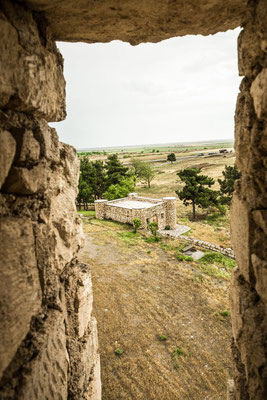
2 162 48 194
64 262 93 338
85 354 102 400
18 311 68 400
226 379 235 400
0 129 16 188
35 120 61 163
35 197 83 274
75 268 93 338
68 318 99 399
234 82 255 173
230 194 251 282
230 269 243 348
16 0 246 44
0 3 66 122
16 130 40 164
238 26 262 77
255 0 267 45
252 209 267 235
251 254 267 304
0 217 41 379
250 68 267 119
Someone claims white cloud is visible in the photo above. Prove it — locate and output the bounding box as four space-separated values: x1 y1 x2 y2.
50 28 242 148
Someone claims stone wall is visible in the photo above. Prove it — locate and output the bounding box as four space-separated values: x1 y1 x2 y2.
229 1 267 399
0 1 100 399
163 197 177 230
160 230 235 259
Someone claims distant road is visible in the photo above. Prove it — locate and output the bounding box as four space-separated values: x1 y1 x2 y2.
123 155 197 165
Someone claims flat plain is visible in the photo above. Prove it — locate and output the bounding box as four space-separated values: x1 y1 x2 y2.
79 140 236 399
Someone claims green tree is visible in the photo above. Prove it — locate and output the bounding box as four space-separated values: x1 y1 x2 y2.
102 176 136 200
133 218 142 233
130 158 145 177
176 168 218 219
148 222 160 241
77 158 96 206
167 153 176 163
218 165 241 205
130 159 156 188
105 154 128 187
78 157 106 202
92 160 107 199
77 177 94 208
140 164 156 188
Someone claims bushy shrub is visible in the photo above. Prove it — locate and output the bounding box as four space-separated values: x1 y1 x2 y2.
133 218 142 233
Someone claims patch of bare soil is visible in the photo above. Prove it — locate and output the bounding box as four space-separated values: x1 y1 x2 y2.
80 220 232 400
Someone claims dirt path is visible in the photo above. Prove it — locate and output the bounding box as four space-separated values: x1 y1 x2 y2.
80 220 232 400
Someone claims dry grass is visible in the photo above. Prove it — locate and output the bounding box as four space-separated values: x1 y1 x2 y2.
80 219 233 400
137 152 235 247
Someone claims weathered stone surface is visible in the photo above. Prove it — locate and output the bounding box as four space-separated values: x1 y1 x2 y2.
2 162 49 194
231 268 266 400
0 1 66 121
234 79 255 175
252 209 267 235
0 310 69 400
18 0 246 44
63 262 93 339
226 379 235 400
75 268 93 338
230 194 251 282
68 318 99 399
251 254 267 304
250 68 267 119
231 7 267 396
238 25 263 78
0 129 16 188
0 107 91 397
255 0 267 45
85 354 102 400
16 130 40 164
0 217 41 379
18 311 68 400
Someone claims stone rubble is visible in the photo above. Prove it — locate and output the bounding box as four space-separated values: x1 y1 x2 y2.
159 227 235 259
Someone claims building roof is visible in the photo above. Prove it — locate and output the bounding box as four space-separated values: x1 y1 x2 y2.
108 200 163 210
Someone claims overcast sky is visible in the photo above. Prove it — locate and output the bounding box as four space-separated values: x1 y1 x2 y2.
51 28 241 150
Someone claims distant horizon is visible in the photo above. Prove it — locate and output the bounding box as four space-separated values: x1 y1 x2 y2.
77 137 234 152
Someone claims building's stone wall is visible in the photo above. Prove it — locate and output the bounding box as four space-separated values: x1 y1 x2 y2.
0 1 100 399
163 197 177 230
229 1 267 399
95 194 176 230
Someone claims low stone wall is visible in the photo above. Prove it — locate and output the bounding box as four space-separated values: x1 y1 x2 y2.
159 230 235 259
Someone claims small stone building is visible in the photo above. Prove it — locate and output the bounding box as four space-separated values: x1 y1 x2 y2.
95 193 176 230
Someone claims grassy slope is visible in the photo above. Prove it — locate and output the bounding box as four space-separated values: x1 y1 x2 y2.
80 219 234 400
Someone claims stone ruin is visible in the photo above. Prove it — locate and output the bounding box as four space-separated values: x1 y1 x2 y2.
95 193 176 230
0 0 266 399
